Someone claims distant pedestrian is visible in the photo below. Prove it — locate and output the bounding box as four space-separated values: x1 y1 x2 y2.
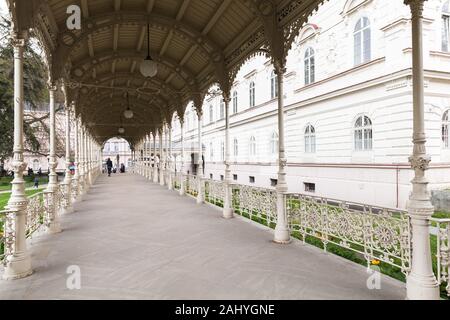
33 177 39 189
106 158 113 177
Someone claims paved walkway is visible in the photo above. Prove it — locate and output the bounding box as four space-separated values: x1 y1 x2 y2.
0 173 406 299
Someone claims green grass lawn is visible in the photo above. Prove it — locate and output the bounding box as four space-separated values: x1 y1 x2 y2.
0 189 44 211
0 176 49 192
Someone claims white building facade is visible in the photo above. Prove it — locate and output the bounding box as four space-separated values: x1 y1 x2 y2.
102 137 133 169
171 0 450 210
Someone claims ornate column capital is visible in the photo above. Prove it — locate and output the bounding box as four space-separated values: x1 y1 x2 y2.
404 0 426 18
10 30 28 47
274 62 287 76
47 81 58 92
409 155 431 171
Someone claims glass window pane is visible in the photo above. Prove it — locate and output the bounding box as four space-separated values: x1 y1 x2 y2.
354 32 361 65
363 28 371 62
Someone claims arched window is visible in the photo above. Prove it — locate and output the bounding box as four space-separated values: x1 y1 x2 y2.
442 110 449 148
221 141 225 161
233 138 239 157
443 1 450 52
232 91 238 114
249 136 256 157
304 124 316 153
354 17 371 65
270 132 279 154
209 105 214 123
271 70 278 99
220 102 225 119
249 81 255 107
209 142 214 160
354 115 373 151
304 47 315 85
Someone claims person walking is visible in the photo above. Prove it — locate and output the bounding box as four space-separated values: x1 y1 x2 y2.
33 176 39 189
106 158 113 177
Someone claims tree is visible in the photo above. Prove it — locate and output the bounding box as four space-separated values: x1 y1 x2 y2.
0 17 61 169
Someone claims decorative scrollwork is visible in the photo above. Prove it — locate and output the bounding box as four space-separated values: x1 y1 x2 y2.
204 180 225 206
286 194 411 274
231 185 277 227
431 218 450 296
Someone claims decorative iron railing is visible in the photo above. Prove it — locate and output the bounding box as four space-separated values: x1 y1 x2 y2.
204 180 225 207
71 178 78 200
0 208 13 265
231 184 277 227
431 217 450 296
185 174 198 197
26 192 47 238
1 192 49 265
173 172 181 190
286 193 411 273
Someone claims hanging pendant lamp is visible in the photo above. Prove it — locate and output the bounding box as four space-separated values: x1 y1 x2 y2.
140 22 157 78
123 92 134 119
118 113 125 134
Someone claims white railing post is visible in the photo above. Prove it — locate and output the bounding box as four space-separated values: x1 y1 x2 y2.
61 92 73 214
3 31 33 280
196 110 204 204
179 119 186 196
223 94 233 219
405 0 439 300
153 132 158 183
45 82 62 234
273 64 290 244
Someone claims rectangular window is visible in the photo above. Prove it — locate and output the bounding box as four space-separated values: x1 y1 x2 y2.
249 176 255 183
304 182 315 193
270 178 278 187
210 173 213 179
220 175 224 181
233 174 238 181
220 103 225 119
305 59 310 85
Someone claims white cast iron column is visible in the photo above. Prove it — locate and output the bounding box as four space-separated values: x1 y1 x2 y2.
196 110 204 204
223 95 233 219
159 129 164 184
87 133 92 187
273 65 290 243
61 98 73 214
3 32 33 280
179 119 185 196
168 125 173 190
405 0 439 300
79 123 85 197
153 132 158 183
46 83 62 234
72 115 80 203
146 134 151 179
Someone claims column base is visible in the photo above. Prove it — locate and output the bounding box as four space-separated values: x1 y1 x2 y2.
2 253 33 280
47 223 62 234
406 273 440 300
273 226 291 244
62 206 74 214
222 208 234 219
